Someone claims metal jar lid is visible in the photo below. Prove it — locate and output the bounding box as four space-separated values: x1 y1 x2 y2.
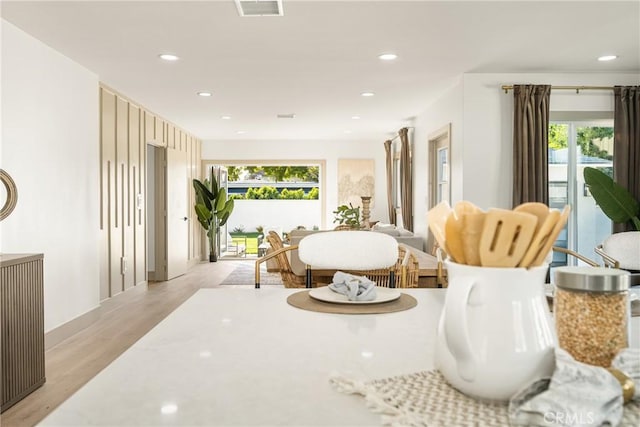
554 266 630 292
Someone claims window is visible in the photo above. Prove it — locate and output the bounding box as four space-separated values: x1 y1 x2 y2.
226 165 320 200
203 160 326 240
548 121 614 266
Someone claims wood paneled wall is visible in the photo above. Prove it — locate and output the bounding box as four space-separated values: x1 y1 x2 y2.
99 86 202 301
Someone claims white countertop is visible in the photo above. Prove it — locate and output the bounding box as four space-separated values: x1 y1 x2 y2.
40 288 639 426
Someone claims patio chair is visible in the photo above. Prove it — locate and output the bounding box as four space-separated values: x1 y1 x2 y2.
227 233 246 257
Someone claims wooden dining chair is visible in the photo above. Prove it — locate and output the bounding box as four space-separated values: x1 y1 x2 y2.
254 231 308 288
397 244 419 288
298 230 399 288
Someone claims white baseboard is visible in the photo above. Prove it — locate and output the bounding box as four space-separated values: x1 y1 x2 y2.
44 281 148 350
45 306 101 350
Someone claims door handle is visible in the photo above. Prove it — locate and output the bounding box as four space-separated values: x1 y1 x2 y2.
182 217 188 221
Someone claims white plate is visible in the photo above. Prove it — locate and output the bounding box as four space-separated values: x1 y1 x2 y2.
308 286 401 305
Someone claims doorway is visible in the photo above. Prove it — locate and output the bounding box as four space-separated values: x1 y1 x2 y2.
146 144 165 281
146 144 189 280
428 124 451 208
427 124 452 252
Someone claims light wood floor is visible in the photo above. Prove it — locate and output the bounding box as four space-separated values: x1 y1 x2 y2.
0 260 248 427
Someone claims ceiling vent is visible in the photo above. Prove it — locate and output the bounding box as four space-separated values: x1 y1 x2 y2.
277 113 295 119
235 0 284 17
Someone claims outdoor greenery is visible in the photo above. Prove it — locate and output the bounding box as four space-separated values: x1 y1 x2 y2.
229 186 319 200
548 124 614 160
227 166 319 182
225 165 320 200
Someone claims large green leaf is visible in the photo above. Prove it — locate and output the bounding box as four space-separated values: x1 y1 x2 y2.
584 167 640 225
217 199 234 226
219 210 231 227
193 179 214 211
215 188 227 212
194 203 212 229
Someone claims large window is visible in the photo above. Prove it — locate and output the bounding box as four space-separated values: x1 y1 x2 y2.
203 160 326 243
226 165 319 200
548 121 614 266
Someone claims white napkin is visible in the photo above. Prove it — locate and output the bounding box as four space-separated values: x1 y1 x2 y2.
509 348 640 426
328 271 377 301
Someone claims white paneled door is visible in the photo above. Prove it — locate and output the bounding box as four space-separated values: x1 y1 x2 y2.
166 147 188 279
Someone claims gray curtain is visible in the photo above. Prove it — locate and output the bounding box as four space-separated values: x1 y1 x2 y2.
383 140 396 225
399 128 413 231
512 84 551 206
613 86 640 233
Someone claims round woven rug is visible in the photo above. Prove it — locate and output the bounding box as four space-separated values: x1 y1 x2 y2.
287 290 417 314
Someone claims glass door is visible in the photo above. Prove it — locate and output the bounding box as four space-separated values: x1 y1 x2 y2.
548 122 614 266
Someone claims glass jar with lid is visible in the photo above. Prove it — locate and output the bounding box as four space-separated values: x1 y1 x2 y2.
553 266 630 367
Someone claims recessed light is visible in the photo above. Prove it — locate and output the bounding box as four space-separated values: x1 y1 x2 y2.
158 53 179 61
378 53 397 61
160 404 178 415
361 92 375 97
352 116 361 120
597 55 618 62
221 115 231 120
197 92 212 97
236 131 246 135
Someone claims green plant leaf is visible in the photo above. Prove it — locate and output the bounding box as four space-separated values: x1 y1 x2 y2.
194 203 212 226
215 188 227 212
584 167 640 224
193 179 214 211
219 210 231 227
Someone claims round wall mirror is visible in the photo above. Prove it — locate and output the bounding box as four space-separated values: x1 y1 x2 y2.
0 169 18 221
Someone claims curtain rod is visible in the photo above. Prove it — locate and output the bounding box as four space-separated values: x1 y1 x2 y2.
387 126 415 142
501 85 614 94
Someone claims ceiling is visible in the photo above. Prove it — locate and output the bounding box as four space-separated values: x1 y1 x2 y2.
2 0 639 141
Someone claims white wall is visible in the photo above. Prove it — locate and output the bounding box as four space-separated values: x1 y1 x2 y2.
411 78 464 243
1 20 100 332
228 199 322 233
201 140 388 228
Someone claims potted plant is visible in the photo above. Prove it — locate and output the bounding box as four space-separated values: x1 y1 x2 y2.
193 168 235 262
332 203 361 229
583 167 639 231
